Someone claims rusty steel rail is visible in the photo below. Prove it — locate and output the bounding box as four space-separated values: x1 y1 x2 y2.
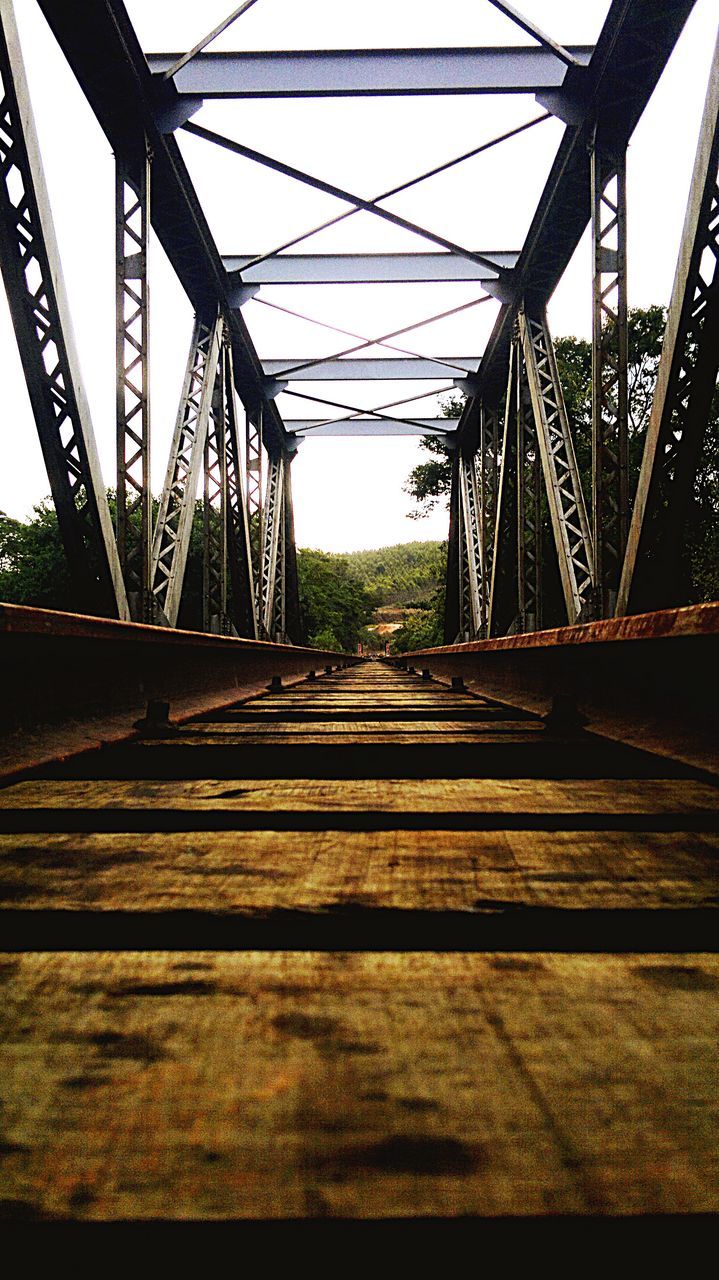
389 601 719 776
0 603 357 781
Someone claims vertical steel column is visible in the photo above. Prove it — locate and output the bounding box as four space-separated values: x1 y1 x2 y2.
151 313 222 626
115 145 152 621
0 0 128 620
618 31 719 617
260 451 285 640
480 402 500 629
591 144 628 617
516 355 542 633
458 451 486 639
282 450 303 644
202 347 229 634
520 309 594 623
442 443 462 643
224 345 258 638
488 341 519 637
246 403 263 627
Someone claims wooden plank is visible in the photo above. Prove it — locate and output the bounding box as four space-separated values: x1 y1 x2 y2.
1 951 718 1220
1 777 716 816
3 829 719 914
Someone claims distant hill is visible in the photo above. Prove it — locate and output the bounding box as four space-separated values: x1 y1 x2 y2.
343 540 446 608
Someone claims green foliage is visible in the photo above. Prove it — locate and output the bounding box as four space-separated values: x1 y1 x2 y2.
343 540 446 606
0 503 73 609
296 548 375 651
391 588 445 654
403 305 719 604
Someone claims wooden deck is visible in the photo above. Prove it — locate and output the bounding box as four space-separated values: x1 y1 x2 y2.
1 660 718 1223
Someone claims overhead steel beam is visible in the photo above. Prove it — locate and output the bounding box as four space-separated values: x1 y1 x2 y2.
147 46 593 98
262 357 480 381
0 0 129 622
287 418 456 438
224 252 519 285
458 0 698 439
37 0 289 457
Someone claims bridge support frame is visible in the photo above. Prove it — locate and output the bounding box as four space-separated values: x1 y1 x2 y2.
519 308 594 624
0 0 128 620
115 145 152 622
591 143 629 617
618 31 719 616
151 313 222 627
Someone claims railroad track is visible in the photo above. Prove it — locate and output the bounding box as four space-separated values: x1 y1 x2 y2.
1 653 719 1225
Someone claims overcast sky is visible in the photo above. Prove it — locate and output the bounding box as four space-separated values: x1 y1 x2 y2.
1 0 716 551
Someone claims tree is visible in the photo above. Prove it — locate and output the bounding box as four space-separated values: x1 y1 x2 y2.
296 548 375 651
403 306 719 603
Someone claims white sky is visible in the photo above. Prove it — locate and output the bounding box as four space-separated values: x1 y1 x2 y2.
0 0 716 551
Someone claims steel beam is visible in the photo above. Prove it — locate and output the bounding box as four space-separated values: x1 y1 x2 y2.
115 145 152 621
38 0 290 458
224 252 519 285
458 451 486 640
262 357 479 381
245 403 263 630
443 447 462 644
282 454 302 646
223 344 258 639
202 348 230 635
516 352 542 634
488 344 519 637
0 0 129 621
520 310 594 623
151 314 222 627
591 144 628 618
147 46 593 98
481 402 501 620
286 418 456 437
457 0 697 429
618 30 719 618
260 452 285 641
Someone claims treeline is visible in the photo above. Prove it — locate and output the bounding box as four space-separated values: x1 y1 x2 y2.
343 541 445 607
0 500 440 653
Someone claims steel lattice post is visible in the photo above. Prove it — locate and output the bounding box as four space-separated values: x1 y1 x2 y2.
260 451 285 640
591 144 628 617
0 0 128 620
458 451 486 639
282 451 303 644
488 341 519 637
246 403 263 626
224 345 258 638
151 313 222 626
202 349 229 634
618 31 719 617
480 403 501 623
115 146 152 621
516 355 542 633
442 444 462 643
519 309 594 623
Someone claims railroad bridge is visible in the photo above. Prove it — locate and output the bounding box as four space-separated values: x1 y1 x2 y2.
1 0 719 1234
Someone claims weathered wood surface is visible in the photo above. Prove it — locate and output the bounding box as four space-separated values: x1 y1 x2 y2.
2 952 719 1220
3 777 717 816
2 829 719 913
1 660 718 1221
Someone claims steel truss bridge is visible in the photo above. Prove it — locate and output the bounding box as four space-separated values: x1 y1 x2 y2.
1 0 719 1234
0 0 716 641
